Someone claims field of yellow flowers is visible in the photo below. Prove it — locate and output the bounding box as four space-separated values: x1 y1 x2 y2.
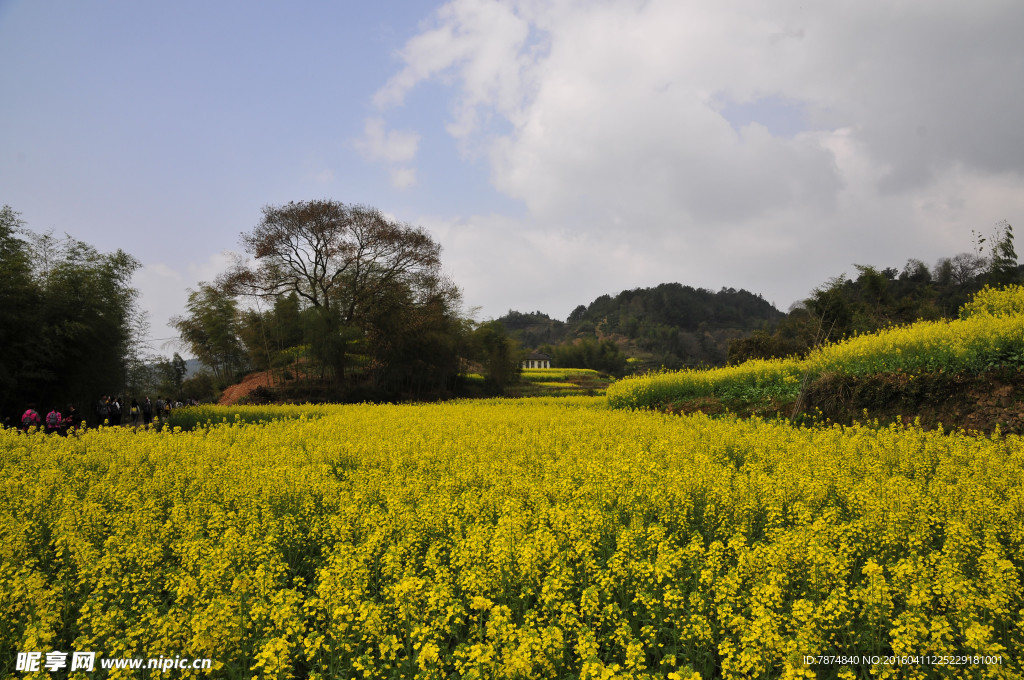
2 396 1022 679
607 285 1024 413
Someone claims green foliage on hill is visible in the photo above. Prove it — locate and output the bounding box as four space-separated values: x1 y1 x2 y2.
546 338 627 376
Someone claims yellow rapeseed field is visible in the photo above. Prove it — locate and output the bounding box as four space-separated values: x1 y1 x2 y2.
960 285 1024 320
2 397 1021 678
520 369 604 382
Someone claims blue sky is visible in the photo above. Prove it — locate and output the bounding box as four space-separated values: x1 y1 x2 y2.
3 0 1024 357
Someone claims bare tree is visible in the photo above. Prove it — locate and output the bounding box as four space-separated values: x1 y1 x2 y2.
221 200 442 325
950 252 988 286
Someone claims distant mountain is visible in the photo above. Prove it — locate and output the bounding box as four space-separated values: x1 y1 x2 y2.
183 358 204 379
498 283 784 371
144 357 205 379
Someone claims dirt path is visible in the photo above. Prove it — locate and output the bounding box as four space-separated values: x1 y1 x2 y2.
218 370 275 406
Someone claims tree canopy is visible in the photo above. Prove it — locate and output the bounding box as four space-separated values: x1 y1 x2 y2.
221 200 445 324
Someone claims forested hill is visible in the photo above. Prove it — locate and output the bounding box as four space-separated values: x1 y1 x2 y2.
572 284 784 332
498 283 784 371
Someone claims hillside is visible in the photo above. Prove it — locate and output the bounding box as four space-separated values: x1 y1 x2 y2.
501 243 1021 376
607 284 1024 434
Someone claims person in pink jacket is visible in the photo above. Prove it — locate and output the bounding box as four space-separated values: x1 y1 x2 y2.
20 405 41 432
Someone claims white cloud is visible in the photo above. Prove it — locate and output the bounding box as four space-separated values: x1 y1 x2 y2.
355 117 421 191
390 167 418 189
133 251 236 357
387 0 1024 316
356 117 420 164
373 0 532 129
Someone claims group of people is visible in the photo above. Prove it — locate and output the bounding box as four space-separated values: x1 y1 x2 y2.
17 403 83 435
16 395 200 434
17 403 82 436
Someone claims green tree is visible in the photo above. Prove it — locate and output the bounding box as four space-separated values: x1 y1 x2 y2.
181 371 217 402
852 264 891 326
234 292 306 379
988 220 1018 285
237 308 273 373
471 322 521 394
933 257 954 286
154 352 188 397
172 284 246 386
0 206 37 415
271 292 304 351
367 280 464 397
33 233 141 410
805 275 853 342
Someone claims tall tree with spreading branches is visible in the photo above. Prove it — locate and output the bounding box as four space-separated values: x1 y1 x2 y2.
220 200 458 384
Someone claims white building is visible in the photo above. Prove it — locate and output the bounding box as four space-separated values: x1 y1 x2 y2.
522 351 551 369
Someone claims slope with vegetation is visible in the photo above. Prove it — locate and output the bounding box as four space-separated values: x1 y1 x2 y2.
608 284 1024 433
502 221 1019 387
513 367 613 397
729 221 1018 365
